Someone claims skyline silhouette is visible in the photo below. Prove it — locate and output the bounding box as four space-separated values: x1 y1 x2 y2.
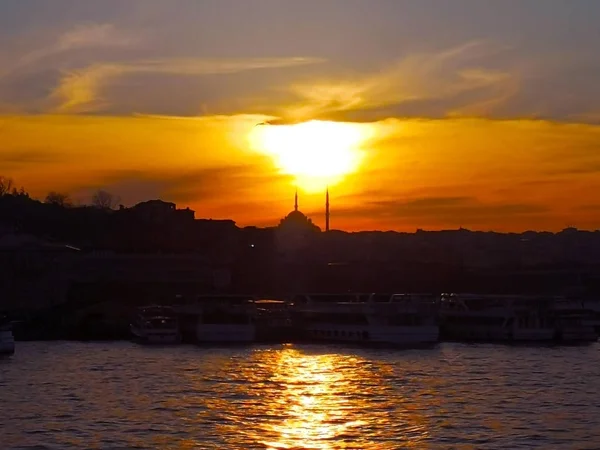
1 175 598 236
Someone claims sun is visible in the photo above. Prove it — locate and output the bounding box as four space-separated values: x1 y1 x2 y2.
248 120 370 192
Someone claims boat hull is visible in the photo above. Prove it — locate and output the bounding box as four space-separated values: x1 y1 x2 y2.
130 325 181 345
512 328 556 341
558 326 598 343
441 324 558 342
0 331 15 355
306 324 439 346
196 324 256 343
440 324 511 342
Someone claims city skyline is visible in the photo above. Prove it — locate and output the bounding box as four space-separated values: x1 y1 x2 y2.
1 1 600 232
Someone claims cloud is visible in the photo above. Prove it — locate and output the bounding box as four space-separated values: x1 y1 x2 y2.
73 162 293 208
57 23 138 52
326 196 548 228
3 20 598 124
574 112 600 124
3 23 138 76
545 163 600 176
0 21 324 115
0 22 141 112
158 164 292 203
0 149 63 165
52 57 325 113
281 41 517 122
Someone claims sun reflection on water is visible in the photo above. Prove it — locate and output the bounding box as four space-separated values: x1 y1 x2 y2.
177 346 433 448
261 349 369 449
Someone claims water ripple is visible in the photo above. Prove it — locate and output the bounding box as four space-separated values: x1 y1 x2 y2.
1 342 600 449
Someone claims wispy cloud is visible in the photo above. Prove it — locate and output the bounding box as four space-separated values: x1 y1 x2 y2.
3 23 139 76
73 162 293 209
282 41 516 122
0 149 64 172
57 23 139 52
328 196 548 228
52 57 325 113
0 21 325 115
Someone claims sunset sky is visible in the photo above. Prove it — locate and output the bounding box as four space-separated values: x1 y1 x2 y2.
1 0 600 232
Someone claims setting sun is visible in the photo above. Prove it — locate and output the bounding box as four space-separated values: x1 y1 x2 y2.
249 120 371 192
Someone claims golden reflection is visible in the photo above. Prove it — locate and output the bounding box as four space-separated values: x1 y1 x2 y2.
261 348 368 449
248 120 372 192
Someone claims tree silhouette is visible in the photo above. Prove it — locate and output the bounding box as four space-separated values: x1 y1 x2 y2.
45 191 71 207
0 176 14 196
91 190 120 209
0 177 28 197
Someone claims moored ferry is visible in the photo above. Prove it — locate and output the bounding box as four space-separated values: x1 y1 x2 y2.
0 313 15 356
579 299 600 335
253 299 296 343
290 292 439 346
130 305 181 345
438 293 597 343
438 293 556 342
551 298 597 342
175 295 257 343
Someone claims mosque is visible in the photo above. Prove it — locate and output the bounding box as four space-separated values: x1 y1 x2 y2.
276 188 330 258
278 188 330 233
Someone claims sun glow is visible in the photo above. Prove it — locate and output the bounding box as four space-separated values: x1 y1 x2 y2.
249 120 371 192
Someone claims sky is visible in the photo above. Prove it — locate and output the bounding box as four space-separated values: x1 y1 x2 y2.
1 0 600 232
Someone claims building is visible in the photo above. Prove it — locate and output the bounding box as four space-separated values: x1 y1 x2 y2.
0 233 80 311
275 189 320 257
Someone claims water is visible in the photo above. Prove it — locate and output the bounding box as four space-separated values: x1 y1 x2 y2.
1 342 600 449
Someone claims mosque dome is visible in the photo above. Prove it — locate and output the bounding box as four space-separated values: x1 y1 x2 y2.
279 210 320 232
277 190 321 232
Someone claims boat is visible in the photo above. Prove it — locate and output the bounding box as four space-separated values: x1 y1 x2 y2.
130 305 181 344
175 295 257 343
438 293 598 343
0 313 16 356
551 298 598 342
253 299 297 343
290 293 439 346
579 299 600 335
438 293 558 342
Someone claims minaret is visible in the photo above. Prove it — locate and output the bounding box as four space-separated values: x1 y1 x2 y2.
294 188 298 211
325 187 330 232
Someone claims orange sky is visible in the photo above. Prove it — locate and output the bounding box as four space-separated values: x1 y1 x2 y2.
1 2 600 232
2 114 600 232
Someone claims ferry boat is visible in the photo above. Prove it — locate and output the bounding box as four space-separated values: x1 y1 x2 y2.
175 295 257 343
130 305 181 345
290 293 439 346
579 299 600 335
438 294 556 342
551 298 598 342
438 293 597 343
253 299 296 343
0 313 15 356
